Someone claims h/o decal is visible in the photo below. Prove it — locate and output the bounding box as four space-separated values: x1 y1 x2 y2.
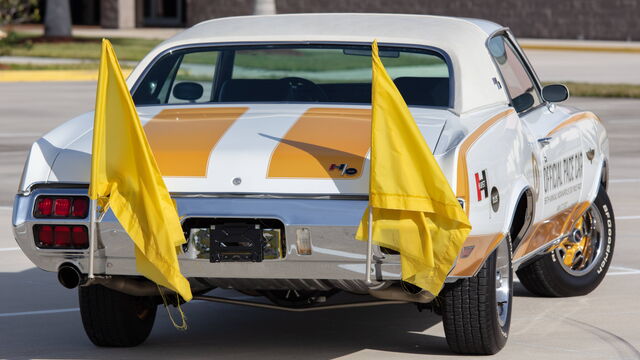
328 163 358 176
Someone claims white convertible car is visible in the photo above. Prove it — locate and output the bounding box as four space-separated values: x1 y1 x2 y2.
12 14 615 354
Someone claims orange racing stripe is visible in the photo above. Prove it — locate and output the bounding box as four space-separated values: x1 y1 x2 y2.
268 108 371 179
547 111 600 136
144 107 248 177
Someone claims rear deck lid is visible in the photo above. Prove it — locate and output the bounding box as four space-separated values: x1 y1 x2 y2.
49 104 451 195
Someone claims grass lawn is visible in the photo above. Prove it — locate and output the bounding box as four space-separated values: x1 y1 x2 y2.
552 82 640 99
2 33 161 61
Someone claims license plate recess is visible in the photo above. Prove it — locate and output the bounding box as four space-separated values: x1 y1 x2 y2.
210 223 264 262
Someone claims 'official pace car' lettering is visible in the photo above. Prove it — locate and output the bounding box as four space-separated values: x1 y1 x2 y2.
543 151 583 204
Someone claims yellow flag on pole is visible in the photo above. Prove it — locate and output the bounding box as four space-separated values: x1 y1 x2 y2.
88 39 192 302
356 40 472 295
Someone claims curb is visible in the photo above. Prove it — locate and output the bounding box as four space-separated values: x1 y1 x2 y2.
0 69 132 82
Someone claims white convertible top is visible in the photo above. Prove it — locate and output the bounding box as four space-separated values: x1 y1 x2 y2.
127 13 510 114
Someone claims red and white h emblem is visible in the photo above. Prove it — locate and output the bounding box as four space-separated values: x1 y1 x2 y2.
474 170 489 201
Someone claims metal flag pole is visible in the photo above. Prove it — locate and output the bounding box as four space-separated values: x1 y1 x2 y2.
88 198 97 279
365 206 374 284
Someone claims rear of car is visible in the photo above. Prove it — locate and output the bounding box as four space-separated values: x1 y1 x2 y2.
13 40 458 301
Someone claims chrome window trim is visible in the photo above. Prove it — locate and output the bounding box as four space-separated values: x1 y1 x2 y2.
485 28 545 115
130 41 456 110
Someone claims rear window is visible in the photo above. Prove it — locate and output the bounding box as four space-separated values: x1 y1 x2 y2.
133 44 451 107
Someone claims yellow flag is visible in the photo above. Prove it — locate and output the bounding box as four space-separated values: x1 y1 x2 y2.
356 40 472 295
89 39 192 302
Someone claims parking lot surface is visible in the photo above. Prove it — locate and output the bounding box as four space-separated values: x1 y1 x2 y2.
0 82 639 359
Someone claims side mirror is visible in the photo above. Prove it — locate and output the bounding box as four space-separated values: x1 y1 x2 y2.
542 84 569 103
173 82 204 102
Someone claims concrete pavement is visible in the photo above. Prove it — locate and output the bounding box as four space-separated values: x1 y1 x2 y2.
0 82 639 359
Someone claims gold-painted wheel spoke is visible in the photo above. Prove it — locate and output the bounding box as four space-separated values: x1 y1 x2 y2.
559 213 592 269
563 245 579 267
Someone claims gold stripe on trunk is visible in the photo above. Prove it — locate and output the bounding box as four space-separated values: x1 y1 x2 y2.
268 108 371 179
144 107 248 177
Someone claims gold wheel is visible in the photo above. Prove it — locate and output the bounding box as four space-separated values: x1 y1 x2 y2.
554 205 604 276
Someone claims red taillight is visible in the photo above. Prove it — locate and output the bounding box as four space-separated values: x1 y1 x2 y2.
54 199 71 217
35 225 88 249
72 226 88 248
72 198 89 217
35 196 89 218
33 195 90 249
36 197 53 216
54 226 71 247
37 225 54 247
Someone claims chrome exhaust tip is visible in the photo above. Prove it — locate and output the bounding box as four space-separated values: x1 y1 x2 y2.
58 264 85 289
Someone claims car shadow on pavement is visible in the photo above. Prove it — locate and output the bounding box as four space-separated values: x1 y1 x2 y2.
0 268 452 359
513 279 541 298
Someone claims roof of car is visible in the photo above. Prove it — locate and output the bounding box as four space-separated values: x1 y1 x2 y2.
128 14 510 114
170 13 503 45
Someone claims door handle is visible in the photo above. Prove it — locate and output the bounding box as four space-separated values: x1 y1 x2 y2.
537 137 552 146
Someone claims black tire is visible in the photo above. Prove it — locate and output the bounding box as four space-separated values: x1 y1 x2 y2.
79 284 157 347
516 187 615 297
441 237 513 355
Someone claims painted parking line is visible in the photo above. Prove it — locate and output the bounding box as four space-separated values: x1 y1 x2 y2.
0 247 20 252
0 308 79 318
0 206 12 211
607 266 640 276
617 215 640 220
515 266 640 281
606 119 640 124
610 178 640 183
0 132 42 138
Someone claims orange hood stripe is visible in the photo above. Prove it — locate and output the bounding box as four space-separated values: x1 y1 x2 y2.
268 108 372 179
144 107 248 177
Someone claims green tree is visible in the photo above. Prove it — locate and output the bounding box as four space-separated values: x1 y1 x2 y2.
0 0 40 29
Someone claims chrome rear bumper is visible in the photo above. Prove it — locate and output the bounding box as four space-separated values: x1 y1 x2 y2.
13 187 402 284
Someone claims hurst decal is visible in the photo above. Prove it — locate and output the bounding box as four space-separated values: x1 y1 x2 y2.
543 151 584 205
474 170 488 201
